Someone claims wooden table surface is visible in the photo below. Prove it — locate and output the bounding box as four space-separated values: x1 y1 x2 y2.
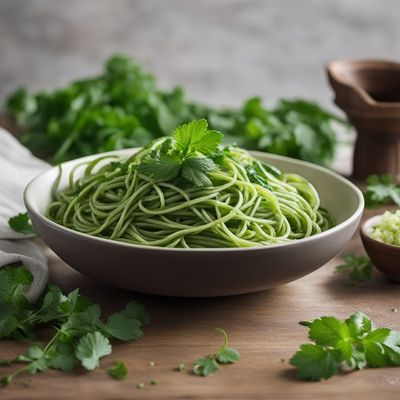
1 206 400 399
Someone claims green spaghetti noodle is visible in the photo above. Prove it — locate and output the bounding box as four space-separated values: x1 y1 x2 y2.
47 120 334 248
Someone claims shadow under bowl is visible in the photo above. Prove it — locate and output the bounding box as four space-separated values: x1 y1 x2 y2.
361 215 400 282
24 149 364 297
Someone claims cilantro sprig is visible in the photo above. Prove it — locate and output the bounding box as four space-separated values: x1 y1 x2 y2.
290 312 400 381
137 119 222 186
335 253 373 286
364 175 400 207
0 265 148 386
192 328 240 376
8 212 36 235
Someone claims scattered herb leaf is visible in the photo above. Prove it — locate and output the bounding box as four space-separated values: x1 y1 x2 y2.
335 253 373 286
290 311 400 381
8 212 36 235
192 328 240 377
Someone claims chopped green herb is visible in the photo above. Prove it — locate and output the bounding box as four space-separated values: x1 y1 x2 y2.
108 361 128 380
176 363 186 372
192 328 240 377
149 379 158 385
290 311 400 381
0 265 148 386
8 212 36 235
370 210 400 246
335 253 373 286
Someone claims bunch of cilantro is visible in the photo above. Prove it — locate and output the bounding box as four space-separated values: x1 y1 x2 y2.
0 265 149 386
6 54 346 166
290 312 400 381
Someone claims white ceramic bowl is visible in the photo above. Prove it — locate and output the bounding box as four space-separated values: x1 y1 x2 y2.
24 150 364 297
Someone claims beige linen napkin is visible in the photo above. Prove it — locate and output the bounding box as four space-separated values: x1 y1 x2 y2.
0 127 50 302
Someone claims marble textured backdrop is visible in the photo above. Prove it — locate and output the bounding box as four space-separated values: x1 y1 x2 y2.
1 0 399 111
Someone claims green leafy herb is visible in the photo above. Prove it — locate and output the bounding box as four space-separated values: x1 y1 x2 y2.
6 55 345 166
137 119 222 186
108 361 128 380
0 265 148 386
364 175 400 207
75 332 112 370
192 328 240 377
8 212 36 235
290 311 400 381
335 253 373 286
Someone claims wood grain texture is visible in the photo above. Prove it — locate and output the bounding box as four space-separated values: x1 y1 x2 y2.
1 208 400 400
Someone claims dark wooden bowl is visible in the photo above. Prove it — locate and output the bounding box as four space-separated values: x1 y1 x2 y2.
327 59 400 180
361 214 400 282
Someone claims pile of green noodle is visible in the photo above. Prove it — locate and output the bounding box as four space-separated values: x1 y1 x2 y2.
47 141 334 248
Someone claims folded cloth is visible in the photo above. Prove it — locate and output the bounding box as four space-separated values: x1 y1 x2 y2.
0 127 50 302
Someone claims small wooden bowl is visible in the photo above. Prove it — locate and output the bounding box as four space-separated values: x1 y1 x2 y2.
360 214 400 282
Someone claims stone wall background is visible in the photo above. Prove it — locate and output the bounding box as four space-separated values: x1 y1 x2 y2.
1 0 399 112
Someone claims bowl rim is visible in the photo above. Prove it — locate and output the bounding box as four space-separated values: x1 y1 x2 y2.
361 213 400 251
24 149 365 253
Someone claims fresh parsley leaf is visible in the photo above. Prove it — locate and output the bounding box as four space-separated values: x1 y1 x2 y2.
174 119 222 155
290 311 400 381
192 328 240 377
345 311 373 338
335 253 373 286
103 301 149 341
290 344 341 381
308 316 352 359
21 346 49 374
0 265 33 306
181 157 216 186
193 357 219 376
75 331 112 370
216 348 241 364
8 212 36 235
362 328 393 367
364 175 400 207
108 361 128 380
47 342 76 371
137 153 180 181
